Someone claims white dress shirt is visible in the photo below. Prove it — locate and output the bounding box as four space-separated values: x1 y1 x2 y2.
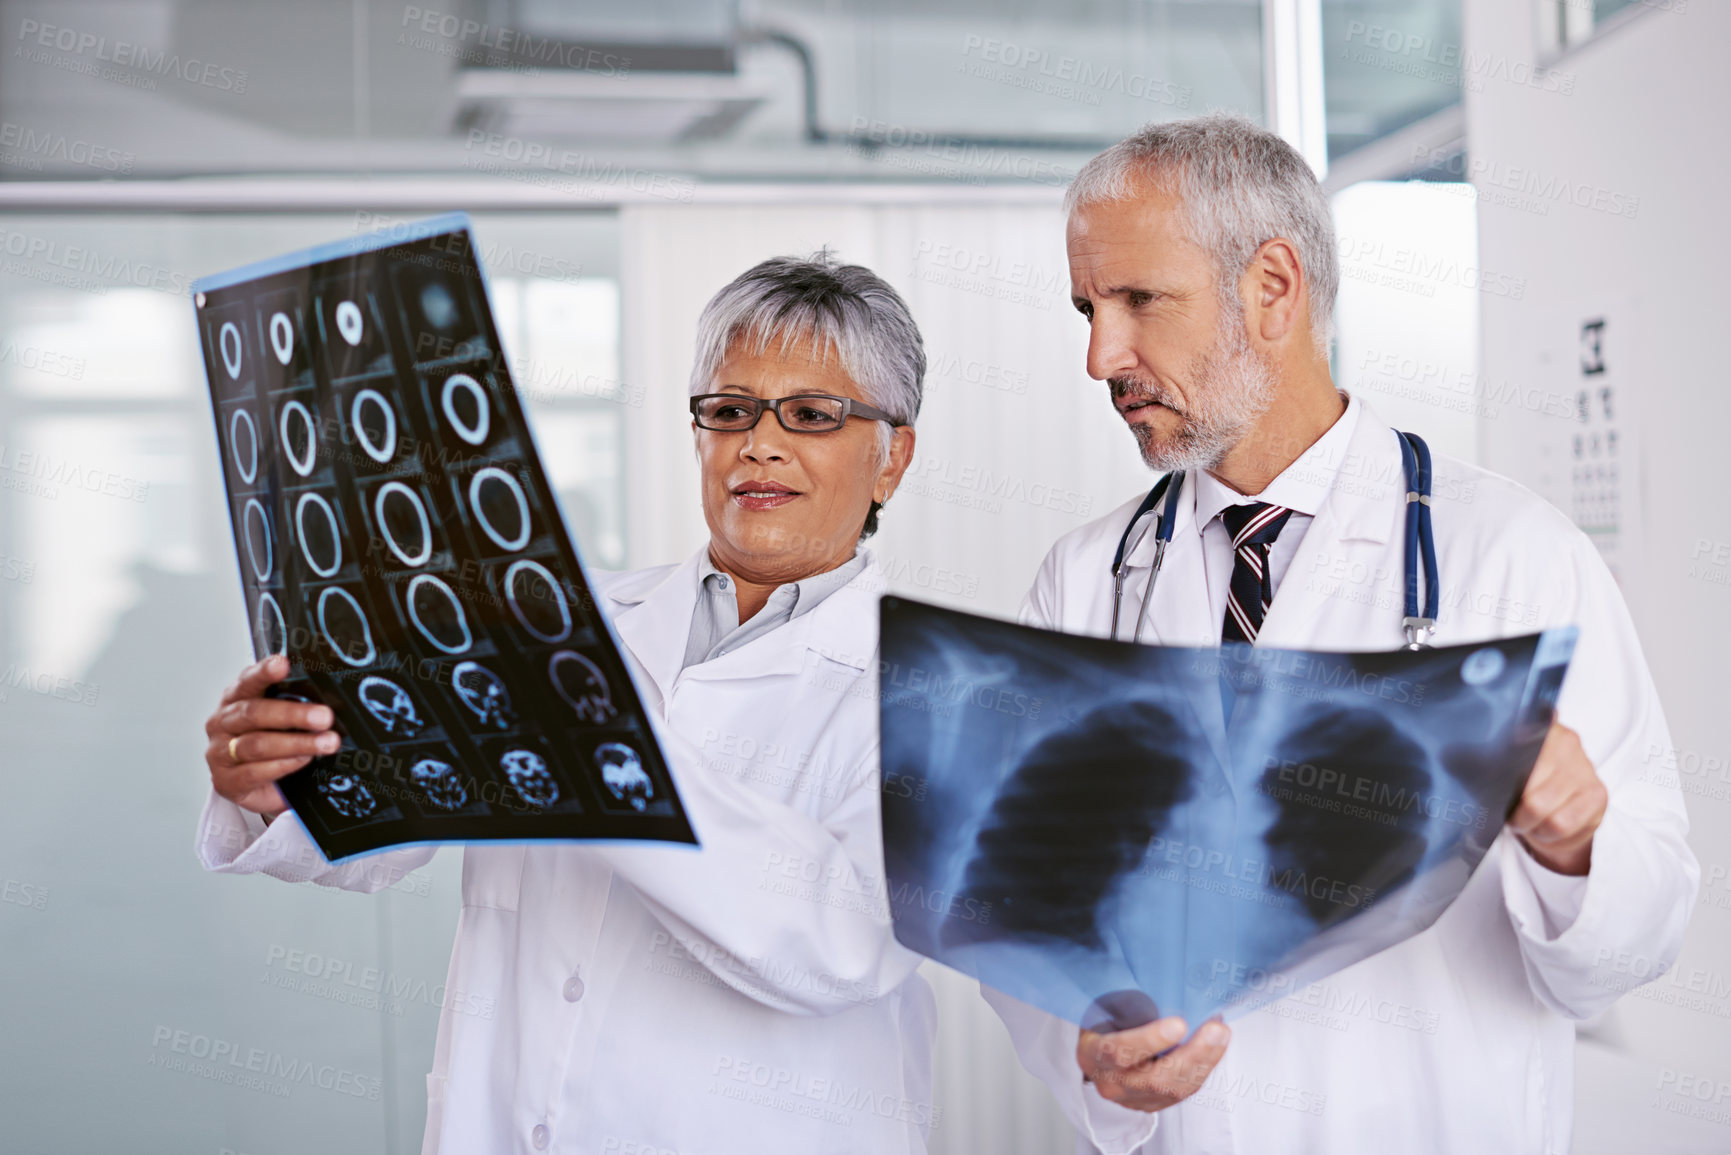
683 550 869 668
1189 394 1359 635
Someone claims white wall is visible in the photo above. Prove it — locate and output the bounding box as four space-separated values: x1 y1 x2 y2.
620 196 1155 1154
1330 179 1483 464
1462 3 1731 1150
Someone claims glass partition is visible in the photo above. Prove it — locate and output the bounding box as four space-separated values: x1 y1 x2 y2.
0 209 621 1153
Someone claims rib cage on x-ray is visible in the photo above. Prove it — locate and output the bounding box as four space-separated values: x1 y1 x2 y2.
194 215 695 860
877 597 1574 1033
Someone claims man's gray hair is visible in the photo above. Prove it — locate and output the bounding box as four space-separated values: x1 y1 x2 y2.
1065 114 1337 351
689 252 926 427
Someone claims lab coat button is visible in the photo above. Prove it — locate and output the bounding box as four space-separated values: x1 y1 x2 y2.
531 1123 550 1149
562 974 585 1002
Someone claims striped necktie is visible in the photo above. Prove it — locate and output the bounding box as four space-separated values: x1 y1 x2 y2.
1220 502 1295 644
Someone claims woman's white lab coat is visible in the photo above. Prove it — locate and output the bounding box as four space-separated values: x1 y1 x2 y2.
198 549 938 1155
987 402 1699 1154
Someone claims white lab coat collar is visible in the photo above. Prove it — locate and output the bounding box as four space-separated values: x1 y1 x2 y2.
1255 400 1409 648
1117 393 1396 575
1190 393 1363 529
1111 398 1407 648
609 544 881 703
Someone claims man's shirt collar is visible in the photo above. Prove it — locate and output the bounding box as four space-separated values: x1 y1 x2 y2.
1192 392 1362 530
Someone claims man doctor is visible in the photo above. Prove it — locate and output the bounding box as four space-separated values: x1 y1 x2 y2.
990 114 1698 1153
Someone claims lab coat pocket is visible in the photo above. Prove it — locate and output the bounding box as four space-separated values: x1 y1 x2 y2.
421 1073 447 1155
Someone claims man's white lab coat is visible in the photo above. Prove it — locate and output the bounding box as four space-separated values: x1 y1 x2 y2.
198 550 939 1155
989 400 1698 1154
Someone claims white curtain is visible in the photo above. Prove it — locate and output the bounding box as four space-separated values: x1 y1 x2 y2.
621 197 1155 1153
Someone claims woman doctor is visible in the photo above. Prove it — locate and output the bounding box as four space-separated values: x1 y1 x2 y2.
198 254 944 1154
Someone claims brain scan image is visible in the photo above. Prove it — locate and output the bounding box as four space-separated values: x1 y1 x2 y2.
469 467 530 551
199 215 693 860
269 311 295 365
279 400 317 477
396 264 484 361
318 772 377 819
317 586 377 667
242 499 272 582
295 492 343 577
259 301 312 385
596 742 653 812
350 388 398 464
335 299 364 345
218 320 244 379
255 592 287 656
358 675 424 738
229 408 259 483
505 559 571 642
441 373 490 445
406 574 473 653
373 482 433 567
501 749 558 808
421 283 458 328
411 758 468 811
452 660 514 729
319 291 393 380
549 650 617 724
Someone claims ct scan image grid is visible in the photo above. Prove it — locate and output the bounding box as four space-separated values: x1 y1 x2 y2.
195 215 694 860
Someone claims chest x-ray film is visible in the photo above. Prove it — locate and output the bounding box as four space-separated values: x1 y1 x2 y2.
193 214 695 861
878 596 1575 1033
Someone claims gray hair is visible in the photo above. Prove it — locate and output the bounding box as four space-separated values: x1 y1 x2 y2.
1065 113 1337 351
689 252 925 537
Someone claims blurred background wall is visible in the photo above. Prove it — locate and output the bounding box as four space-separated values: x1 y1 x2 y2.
0 0 1723 1151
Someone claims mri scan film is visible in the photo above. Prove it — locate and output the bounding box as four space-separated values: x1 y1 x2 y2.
877 597 1575 1034
195 214 695 860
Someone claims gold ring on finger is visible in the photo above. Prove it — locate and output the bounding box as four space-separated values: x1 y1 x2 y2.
228 736 243 763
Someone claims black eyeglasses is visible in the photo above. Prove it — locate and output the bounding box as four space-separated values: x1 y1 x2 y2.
689 393 904 434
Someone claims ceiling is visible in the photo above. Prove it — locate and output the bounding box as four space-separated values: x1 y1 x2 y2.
0 0 1460 185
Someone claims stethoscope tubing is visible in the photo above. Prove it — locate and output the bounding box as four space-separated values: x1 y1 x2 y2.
1109 430 1437 648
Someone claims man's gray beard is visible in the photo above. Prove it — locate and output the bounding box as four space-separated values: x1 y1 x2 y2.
1112 318 1278 472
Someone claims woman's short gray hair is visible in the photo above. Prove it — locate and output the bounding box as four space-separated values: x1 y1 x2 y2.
689 253 926 426
689 252 925 537
1065 113 1337 351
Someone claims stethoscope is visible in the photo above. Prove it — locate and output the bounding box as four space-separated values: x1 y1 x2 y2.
1110 430 1439 650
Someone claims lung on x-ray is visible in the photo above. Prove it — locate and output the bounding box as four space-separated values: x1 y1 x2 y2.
876 596 1575 1034
193 214 695 860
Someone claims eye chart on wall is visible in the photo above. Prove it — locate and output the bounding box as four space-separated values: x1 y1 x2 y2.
193 213 695 861
1567 311 1642 583
1509 300 1646 587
